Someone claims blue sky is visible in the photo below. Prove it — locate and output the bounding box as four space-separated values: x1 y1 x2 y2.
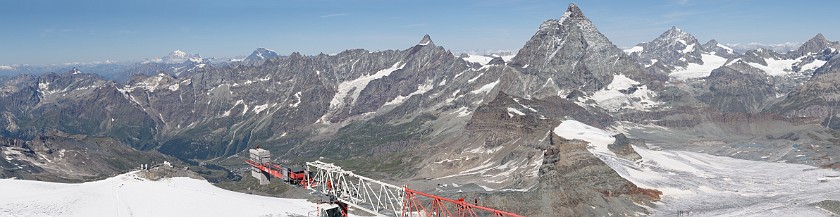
1 0 838 65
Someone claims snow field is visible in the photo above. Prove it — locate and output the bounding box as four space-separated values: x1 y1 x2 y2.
0 172 326 217
669 54 728 80
554 120 840 216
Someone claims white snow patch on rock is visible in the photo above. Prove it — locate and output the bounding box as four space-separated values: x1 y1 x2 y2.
669 54 728 80
384 81 434 106
470 79 499 94
801 59 828 72
624 46 643 54
716 43 734 53
454 106 471 117
167 83 179 91
461 55 494 65
747 58 798 76
290 91 302 108
329 62 405 109
584 74 660 112
506 107 525 117
253 104 269 114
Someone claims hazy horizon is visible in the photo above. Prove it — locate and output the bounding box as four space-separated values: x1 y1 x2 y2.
2 0 838 65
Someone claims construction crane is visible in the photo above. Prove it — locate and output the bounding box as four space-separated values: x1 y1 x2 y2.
245 147 524 217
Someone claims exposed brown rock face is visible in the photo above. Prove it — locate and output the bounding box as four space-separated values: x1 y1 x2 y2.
470 134 660 217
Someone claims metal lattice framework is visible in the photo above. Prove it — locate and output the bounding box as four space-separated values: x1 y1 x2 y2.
305 160 406 217
402 187 524 217
303 160 524 217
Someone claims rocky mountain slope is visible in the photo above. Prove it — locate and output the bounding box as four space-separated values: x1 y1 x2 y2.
4 2 840 216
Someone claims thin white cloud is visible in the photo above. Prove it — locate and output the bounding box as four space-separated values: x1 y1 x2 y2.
0 65 15 70
320 13 348 18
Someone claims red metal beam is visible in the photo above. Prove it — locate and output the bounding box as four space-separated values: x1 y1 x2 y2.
403 186 524 217
246 158 522 217
245 159 284 180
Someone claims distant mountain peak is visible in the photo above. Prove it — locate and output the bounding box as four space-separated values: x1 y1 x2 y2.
659 26 693 42
814 33 827 41
788 33 839 58
702 39 736 56
418 34 434 46
668 26 682 32
243 47 280 66
558 2 588 24
248 48 278 59
170 50 188 59
565 3 583 18
626 26 708 71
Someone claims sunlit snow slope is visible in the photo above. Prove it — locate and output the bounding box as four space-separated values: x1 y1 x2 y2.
0 172 321 217
555 120 840 217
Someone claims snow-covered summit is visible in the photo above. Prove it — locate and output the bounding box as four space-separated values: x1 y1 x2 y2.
243 47 280 66
144 50 203 64
627 26 705 68
170 50 188 59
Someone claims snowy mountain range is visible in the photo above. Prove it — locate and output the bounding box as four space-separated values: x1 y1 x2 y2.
0 48 273 80
3 3 840 216
725 42 803 54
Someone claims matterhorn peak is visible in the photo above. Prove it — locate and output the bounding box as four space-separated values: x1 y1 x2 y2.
511 2 649 94
565 3 584 18
418 34 434 46
559 3 588 24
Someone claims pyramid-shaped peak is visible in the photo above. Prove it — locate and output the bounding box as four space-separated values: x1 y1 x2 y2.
656 26 696 42
559 3 589 23
810 33 829 42
799 33 838 50
566 3 584 17
662 26 690 37
815 33 826 39
418 34 434 46
668 26 682 32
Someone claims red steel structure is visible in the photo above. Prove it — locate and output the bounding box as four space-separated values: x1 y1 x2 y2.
402 187 524 217
246 156 523 217
244 159 283 179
